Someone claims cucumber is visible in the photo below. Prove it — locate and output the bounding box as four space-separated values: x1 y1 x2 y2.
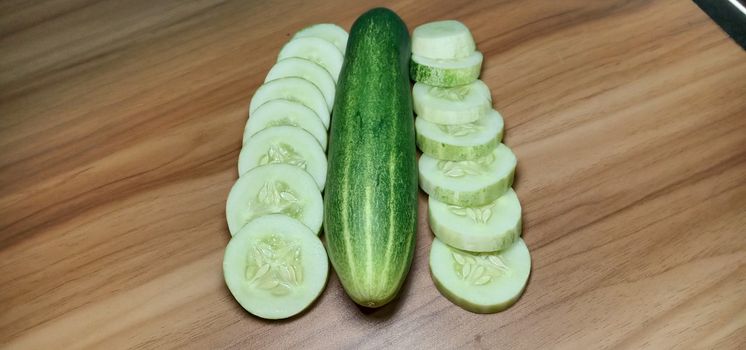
324 8 418 308
266 57 336 110
428 189 521 252
249 77 330 129
413 80 491 125
226 164 323 236
238 126 327 190
223 214 329 319
412 20 475 59
278 37 344 82
416 109 503 161
429 237 531 313
410 51 482 87
419 144 516 206
294 23 349 54
243 99 327 150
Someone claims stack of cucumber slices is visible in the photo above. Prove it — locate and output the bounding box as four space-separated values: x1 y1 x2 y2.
224 23 348 320
411 20 531 313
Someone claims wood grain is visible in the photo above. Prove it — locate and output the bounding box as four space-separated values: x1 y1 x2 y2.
1 0 745 349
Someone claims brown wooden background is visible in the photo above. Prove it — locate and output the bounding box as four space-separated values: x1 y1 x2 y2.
1 0 745 349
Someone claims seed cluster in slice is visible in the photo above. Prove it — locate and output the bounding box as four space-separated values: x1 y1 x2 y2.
411 20 530 313
225 23 348 320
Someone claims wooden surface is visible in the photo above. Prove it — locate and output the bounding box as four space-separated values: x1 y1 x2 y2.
1 0 745 349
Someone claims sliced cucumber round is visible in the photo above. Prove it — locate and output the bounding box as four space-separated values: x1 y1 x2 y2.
226 164 323 236
223 214 329 320
244 99 327 150
411 51 482 87
419 144 516 206
429 189 521 253
416 109 503 161
294 23 349 54
238 126 327 190
278 37 344 82
249 77 329 129
429 237 531 313
413 80 491 125
266 57 336 110
412 20 475 60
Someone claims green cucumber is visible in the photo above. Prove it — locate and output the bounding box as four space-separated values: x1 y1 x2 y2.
249 77 330 128
413 80 491 125
266 57 336 110
278 37 344 82
429 237 531 313
238 126 327 190
416 109 503 160
226 164 323 236
243 99 328 150
223 214 329 319
419 144 516 206
294 23 349 54
428 189 521 252
410 51 482 87
324 8 418 308
412 20 475 59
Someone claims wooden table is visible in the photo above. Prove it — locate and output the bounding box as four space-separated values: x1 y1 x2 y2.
1 0 744 348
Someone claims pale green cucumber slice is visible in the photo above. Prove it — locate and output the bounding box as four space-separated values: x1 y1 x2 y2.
413 80 491 125
412 20 476 59
249 77 329 128
419 144 516 206
416 109 503 160
224 214 329 320
226 164 323 235
266 57 336 110
411 51 482 87
429 189 521 253
429 237 531 313
293 23 349 54
238 126 327 191
278 37 344 82
244 100 327 150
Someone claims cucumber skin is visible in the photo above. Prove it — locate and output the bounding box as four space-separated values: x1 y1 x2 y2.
324 8 418 308
410 58 481 87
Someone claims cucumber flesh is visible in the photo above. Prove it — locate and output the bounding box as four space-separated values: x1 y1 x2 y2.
419 144 516 206
294 23 349 54
429 237 531 313
226 164 323 235
429 189 521 252
413 80 491 125
411 51 482 87
266 57 336 110
238 126 327 190
249 77 329 128
416 109 503 161
412 20 475 60
223 214 329 320
278 37 344 82
244 99 328 150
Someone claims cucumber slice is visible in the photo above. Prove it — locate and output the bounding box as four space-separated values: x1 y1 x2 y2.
226 164 323 235
249 77 330 129
411 51 482 87
223 214 329 320
278 37 344 82
429 237 531 313
419 144 516 206
238 126 327 191
429 189 521 253
266 57 336 110
244 100 327 150
416 109 503 161
294 23 349 54
412 20 476 60
413 80 491 125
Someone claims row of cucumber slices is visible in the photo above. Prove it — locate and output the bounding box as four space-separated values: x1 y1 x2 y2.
223 24 349 320
411 20 531 313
